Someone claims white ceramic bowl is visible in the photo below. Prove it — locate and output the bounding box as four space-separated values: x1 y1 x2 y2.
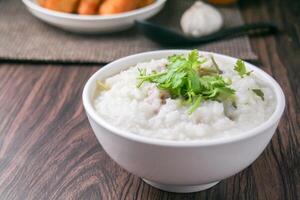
22 0 167 33
82 50 285 193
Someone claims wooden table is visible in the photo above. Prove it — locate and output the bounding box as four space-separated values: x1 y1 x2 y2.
0 0 299 199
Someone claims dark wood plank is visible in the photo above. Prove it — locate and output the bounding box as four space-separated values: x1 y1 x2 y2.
0 0 299 199
240 0 300 199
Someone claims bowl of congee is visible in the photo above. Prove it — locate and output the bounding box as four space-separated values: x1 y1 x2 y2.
82 50 285 193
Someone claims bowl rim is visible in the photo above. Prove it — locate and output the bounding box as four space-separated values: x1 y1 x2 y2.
82 50 285 147
22 0 167 20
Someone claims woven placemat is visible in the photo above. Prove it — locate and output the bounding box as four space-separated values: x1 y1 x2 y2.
0 0 257 63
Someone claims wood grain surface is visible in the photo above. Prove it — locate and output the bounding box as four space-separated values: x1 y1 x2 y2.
0 0 299 199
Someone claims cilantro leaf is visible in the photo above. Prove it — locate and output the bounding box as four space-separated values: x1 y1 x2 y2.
188 96 202 114
252 89 264 101
234 59 252 78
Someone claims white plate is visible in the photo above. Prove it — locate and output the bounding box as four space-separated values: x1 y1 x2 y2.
22 0 167 33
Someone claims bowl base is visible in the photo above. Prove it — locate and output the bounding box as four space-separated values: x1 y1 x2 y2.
142 179 219 193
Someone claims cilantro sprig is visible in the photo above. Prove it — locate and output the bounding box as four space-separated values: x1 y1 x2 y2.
233 60 265 101
137 50 236 114
234 59 252 78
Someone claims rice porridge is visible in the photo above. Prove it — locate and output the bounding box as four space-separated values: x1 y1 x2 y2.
93 51 276 141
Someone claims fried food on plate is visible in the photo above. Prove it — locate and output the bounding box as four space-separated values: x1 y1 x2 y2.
44 0 80 13
39 0 155 15
99 0 141 15
78 0 102 15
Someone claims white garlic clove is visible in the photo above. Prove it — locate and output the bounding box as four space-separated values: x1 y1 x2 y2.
181 1 224 37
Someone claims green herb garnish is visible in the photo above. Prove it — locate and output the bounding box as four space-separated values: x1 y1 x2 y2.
137 50 236 114
252 89 264 101
234 59 252 78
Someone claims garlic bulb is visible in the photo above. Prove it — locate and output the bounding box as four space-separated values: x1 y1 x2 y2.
181 1 223 37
